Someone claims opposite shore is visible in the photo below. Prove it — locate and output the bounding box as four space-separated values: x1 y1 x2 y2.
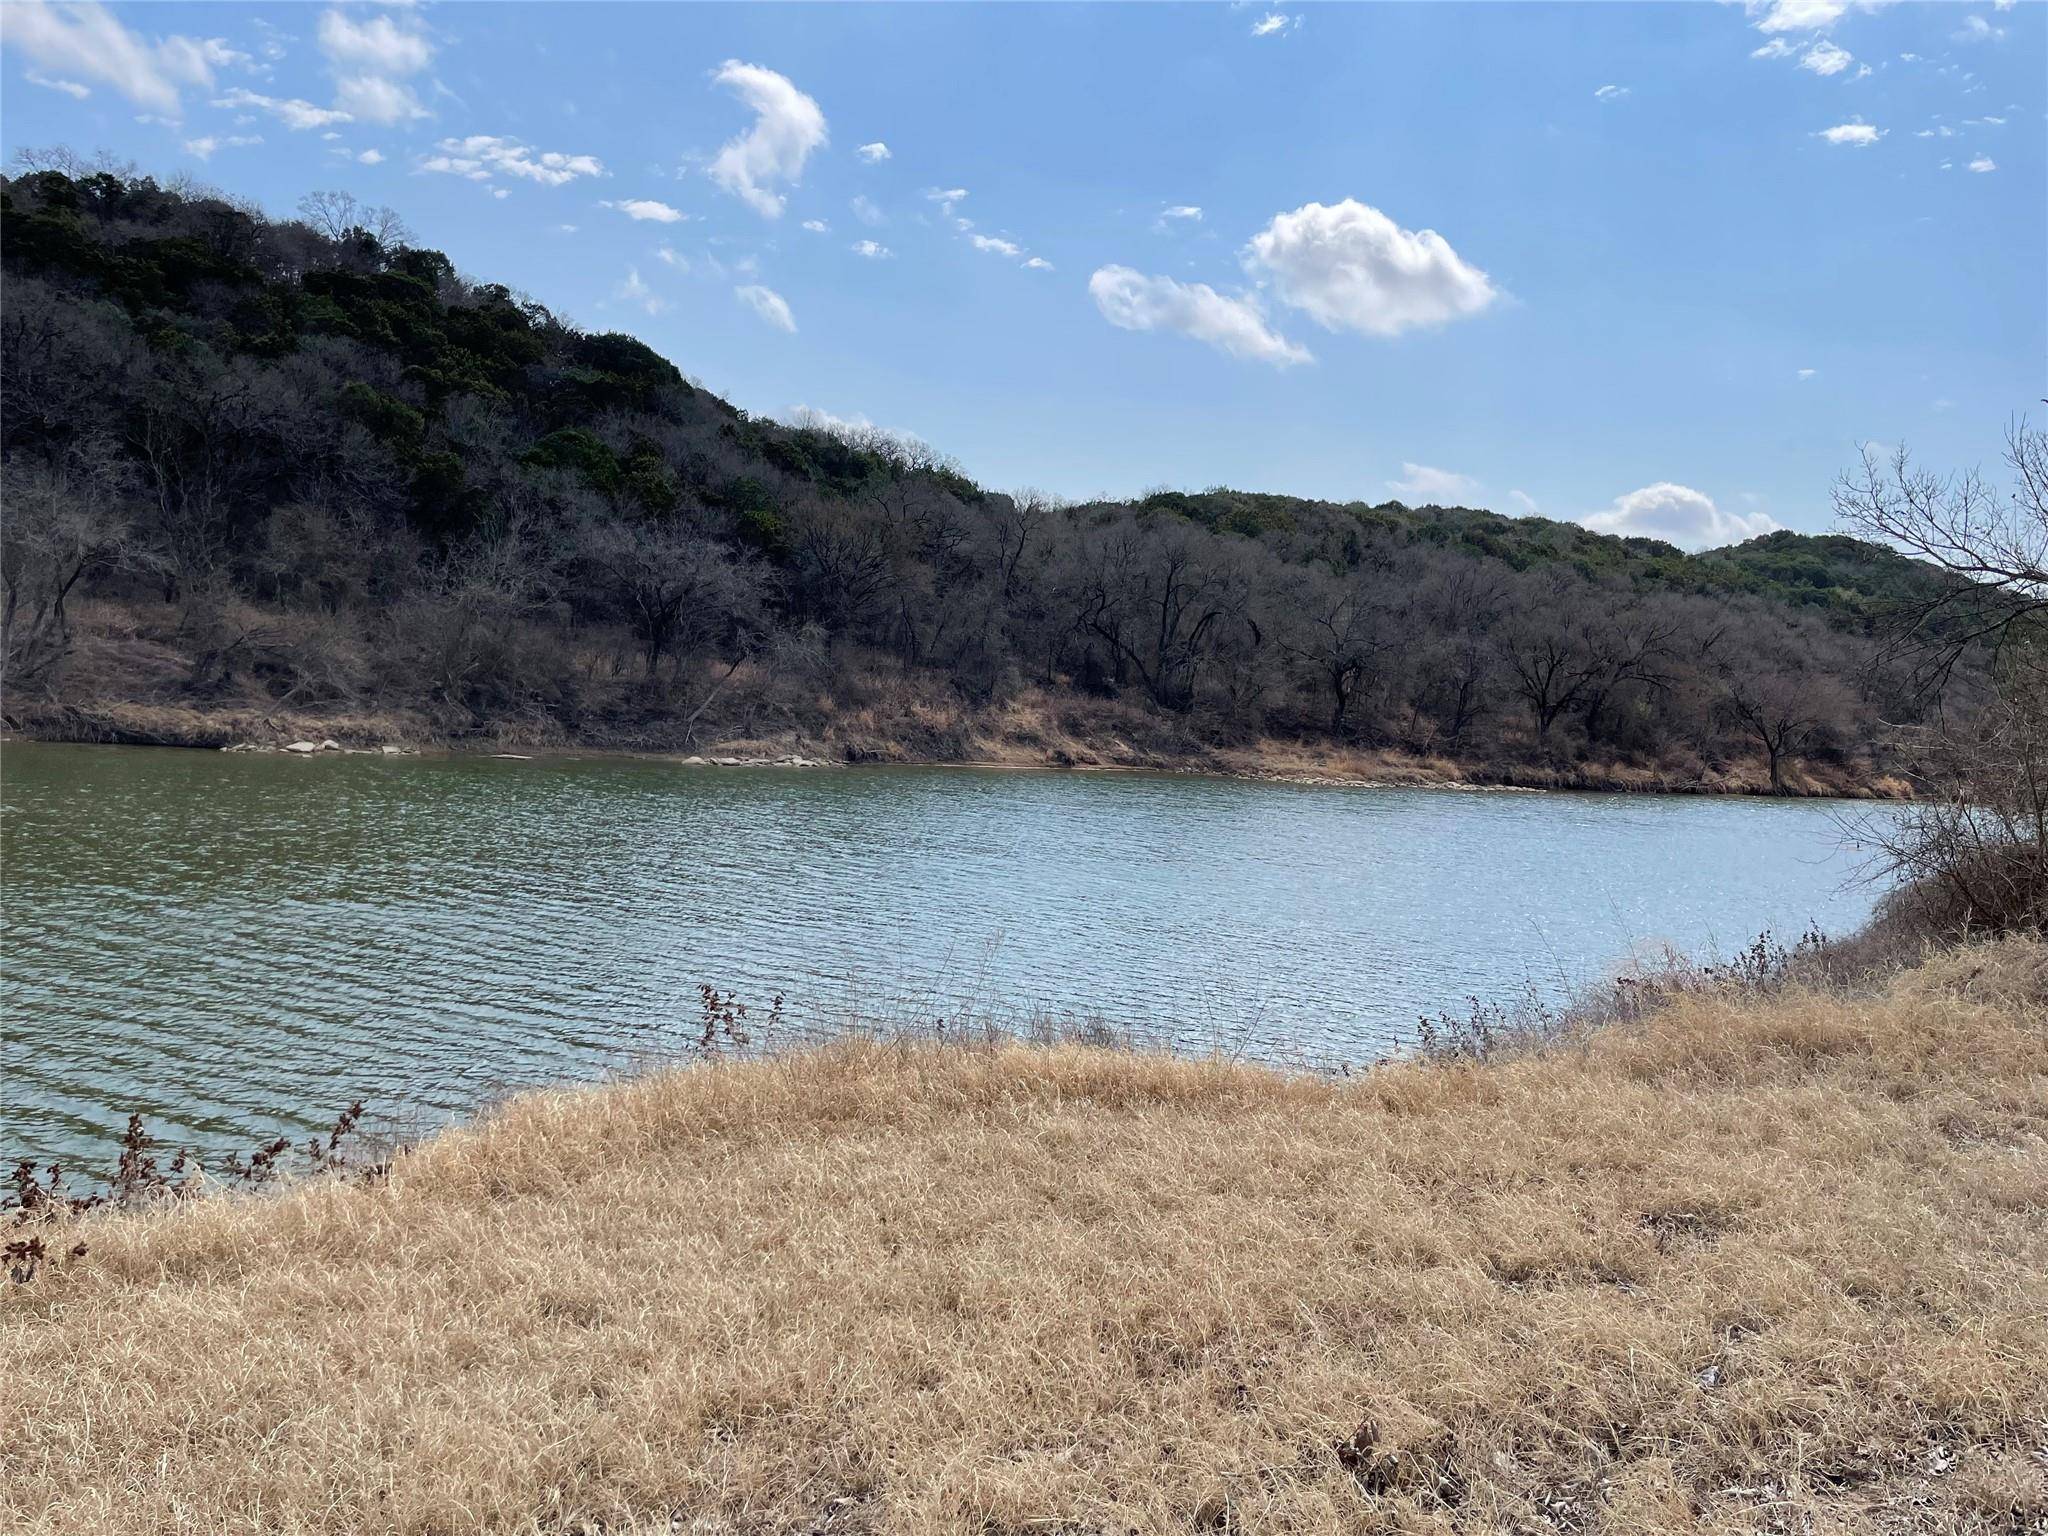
4 692 1914 799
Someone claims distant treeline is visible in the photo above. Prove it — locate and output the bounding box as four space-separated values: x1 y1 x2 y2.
0 164 1979 783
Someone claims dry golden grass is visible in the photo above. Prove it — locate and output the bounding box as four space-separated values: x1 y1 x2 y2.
5 945 2046 1535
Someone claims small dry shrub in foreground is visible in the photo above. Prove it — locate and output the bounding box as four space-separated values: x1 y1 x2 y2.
3 943 2045 1535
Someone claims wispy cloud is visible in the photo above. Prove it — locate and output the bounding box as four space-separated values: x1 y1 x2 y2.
213 86 351 130
602 198 685 222
1594 84 1631 101
736 283 797 332
707 60 826 218
615 266 666 316
851 239 891 259
1 0 255 114
1250 13 1300 37
1387 463 1480 502
856 141 890 163
1089 265 1311 368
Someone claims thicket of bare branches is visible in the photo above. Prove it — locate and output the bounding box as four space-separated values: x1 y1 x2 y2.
1838 421 2048 931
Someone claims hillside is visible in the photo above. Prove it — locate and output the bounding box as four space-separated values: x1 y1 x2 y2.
0 166 1972 791
5 939 2044 1533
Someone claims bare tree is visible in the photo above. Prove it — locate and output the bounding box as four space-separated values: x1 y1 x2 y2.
1837 420 2048 929
1 444 149 686
1834 421 2048 686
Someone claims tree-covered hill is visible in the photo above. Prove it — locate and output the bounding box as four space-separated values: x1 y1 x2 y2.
0 165 1972 790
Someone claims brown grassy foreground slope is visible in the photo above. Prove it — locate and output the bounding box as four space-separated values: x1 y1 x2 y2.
4 945 2046 1535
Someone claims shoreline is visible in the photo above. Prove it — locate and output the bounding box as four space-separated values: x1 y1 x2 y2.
2 701 1914 801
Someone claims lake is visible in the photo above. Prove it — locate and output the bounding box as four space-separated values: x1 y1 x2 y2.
1 742 1896 1167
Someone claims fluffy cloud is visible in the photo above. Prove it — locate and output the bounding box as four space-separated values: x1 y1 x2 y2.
1581 483 1778 549
735 283 797 333
1968 155 1997 173
851 239 891 259
707 61 826 218
419 136 605 188
1242 199 1499 339
1798 39 1854 74
213 86 352 131
1 1 252 113
1250 13 1299 36
357 148 384 166
1160 205 1204 222
603 198 684 222
318 6 431 125
969 233 1022 258
1024 256 1053 271
856 141 890 163
802 219 829 233
1594 84 1631 100
615 267 666 317
1088 265 1312 368
1387 463 1480 502
1817 118 1883 145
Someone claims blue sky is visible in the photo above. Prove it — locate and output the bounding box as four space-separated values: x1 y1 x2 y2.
3 1 2041 547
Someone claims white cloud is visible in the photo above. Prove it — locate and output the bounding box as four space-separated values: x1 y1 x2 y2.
925 187 968 215
357 148 384 166
1250 13 1299 36
1747 0 1862 35
1387 463 1480 502
1242 199 1499 339
0 1 252 113
317 11 431 75
1968 155 1997 173
735 283 797 333
183 133 261 161
615 266 666 316
602 197 685 222
1797 367 1816 379
707 60 826 218
856 141 890 163
851 195 885 226
1799 39 1854 75
656 244 684 268
1161 205 1204 222
317 7 430 124
334 73 426 125
802 219 829 233
1024 256 1053 271
213 86 352 130
1953 14 2003 42
1508 489 1539 515
969 233 1022 258
1751 38 1799 58
851 239 891 259
25 72 90 98
1594 84 1631 100
418 136 604 187
1581 483 1779 550
1816 118 1883 145
1088 265 1312 368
